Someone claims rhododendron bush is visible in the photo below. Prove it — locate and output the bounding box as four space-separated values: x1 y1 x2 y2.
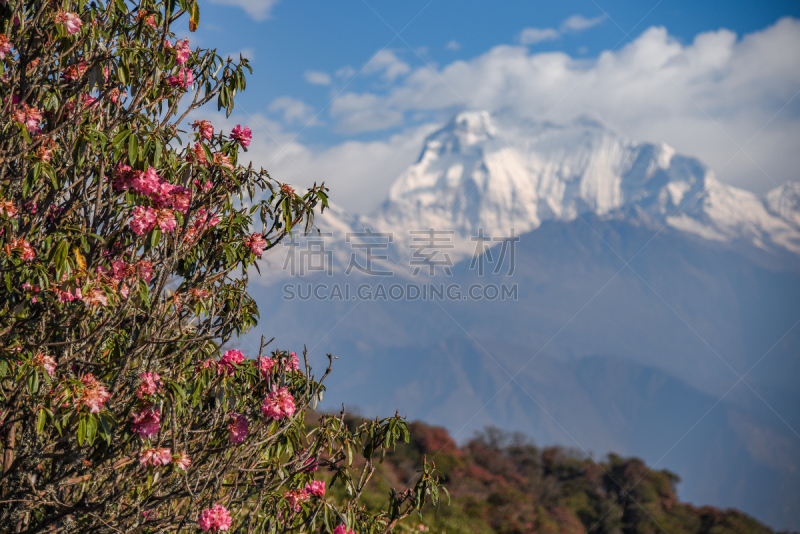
0 0 445 532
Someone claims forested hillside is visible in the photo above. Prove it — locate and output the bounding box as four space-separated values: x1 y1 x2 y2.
333 418 792 534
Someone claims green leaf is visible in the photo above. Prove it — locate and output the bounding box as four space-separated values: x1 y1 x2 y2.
128 134 139 164
53 240 69 279
27 371 39 394
154 140 162 167
86 416 97 445
36 409 47 434
77 417 87 446
112 129 130 148
150 227 161 249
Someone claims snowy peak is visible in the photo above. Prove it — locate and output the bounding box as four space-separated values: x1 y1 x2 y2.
340 112 800 259
422 110 497 157
767 181 800 228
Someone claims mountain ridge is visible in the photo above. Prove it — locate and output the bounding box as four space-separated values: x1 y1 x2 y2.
316 110 800 260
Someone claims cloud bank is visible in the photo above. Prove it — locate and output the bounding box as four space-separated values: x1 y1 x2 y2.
241 19 800 213
208 0 279 22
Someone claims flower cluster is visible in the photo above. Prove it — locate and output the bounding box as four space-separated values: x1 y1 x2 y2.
130 406 161 439
230 125 252 147
305 480 325 498
260 387 296 420
198 505 232 532
140 447 172 467
0 35 13 60
284 488 309 513
218 349 245 375
115 165 191 212
173 451 191 471
54 11 82 35
12 103 42 133
245 233 267 256
7 238 35 261
136 372 163 398
192 119 214 140
32 352 56 377
227 413 249 444
168 68 193 89
0 199 17 218
75 374 111 413
166 38 191 65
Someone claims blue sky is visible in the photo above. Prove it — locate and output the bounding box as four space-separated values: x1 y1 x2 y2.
181 0 800 212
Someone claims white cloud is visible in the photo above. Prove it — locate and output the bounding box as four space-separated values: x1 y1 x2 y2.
202 111 435 214
561 14 606 32
330 93 405 133
268 97 316 125
208 0 279 21
519 27 560 45
336 66 356 79
324 18 800 195
445 40 462 51
519 14 606 45
363 50 411 82
304 70 331 86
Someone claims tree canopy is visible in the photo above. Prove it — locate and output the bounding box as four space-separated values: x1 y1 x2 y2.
0 0 445 532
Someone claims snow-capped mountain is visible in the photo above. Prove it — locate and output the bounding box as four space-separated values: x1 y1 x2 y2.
250 111 800 530
324 111 800 259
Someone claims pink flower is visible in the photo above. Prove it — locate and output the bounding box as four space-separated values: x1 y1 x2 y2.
131 406 161 438
76 374 111 413
80 93 97 107
227 413 249 444
305 480 325 498
130 206 157 235
13 103 42 133
284 489 309 513
131 167 161 196
111 260 134 281
188 143 207 165
173 451 191 471
303 456 319 472
57 288 81 303
213 152 233 171
257 356 274 377
81 286 108 307
166 38 191 65
137 261 154 283
218 349 245 375
54 12 82 35
0 35 13 60
193 179 213 192
283 352 299 372
136 372 163 398
32 352 56 377
197 359 218 372
168 68 193 89
63 61 87 82
198 505 232 532
155 209 177 232
192 120 214 140
260 387 296 420
230 125 252 147
245 233 267 256
333 526 355 534
0 200 17 218
169 186 191 214
140 447 172 467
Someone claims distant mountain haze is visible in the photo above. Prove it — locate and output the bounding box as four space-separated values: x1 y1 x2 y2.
244 112 800 530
